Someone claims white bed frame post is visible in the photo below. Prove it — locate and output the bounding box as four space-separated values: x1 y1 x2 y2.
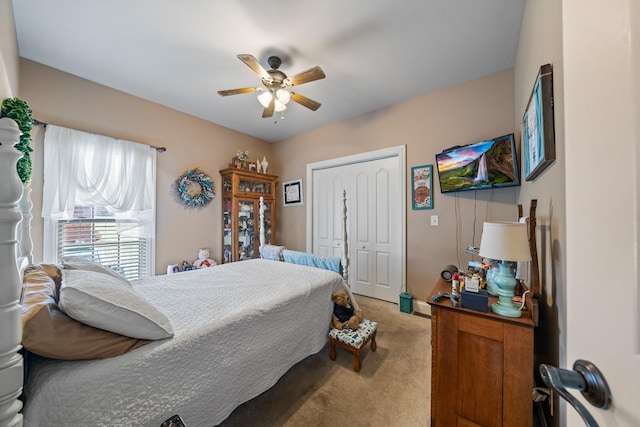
259 196 265 248
0 117 25 427
17 182 33 264
341 190 349 284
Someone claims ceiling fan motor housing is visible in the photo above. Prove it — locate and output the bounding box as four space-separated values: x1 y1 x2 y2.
267 56 282 70
266 69 287 87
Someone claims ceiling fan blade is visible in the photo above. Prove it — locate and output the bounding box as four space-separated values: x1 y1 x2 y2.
290 92 321 111
262 99 275 118
237 54 271 82
288 66 326 86
217 87 257 96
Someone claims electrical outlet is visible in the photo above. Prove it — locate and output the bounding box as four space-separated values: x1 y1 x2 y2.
430 215 439 226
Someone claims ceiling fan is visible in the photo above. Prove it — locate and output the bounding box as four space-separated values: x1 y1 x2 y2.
218 54 326 118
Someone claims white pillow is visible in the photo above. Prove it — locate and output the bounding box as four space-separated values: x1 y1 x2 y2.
59 269 174 340
62 256 131 287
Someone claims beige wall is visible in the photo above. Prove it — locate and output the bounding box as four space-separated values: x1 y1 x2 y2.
273 69 518 301
20 60 273 274
0 0 19 98
513 1 564 425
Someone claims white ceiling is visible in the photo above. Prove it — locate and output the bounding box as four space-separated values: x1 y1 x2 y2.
12 0 525 143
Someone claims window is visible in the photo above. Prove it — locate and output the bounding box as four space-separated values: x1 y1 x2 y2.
56 205 149 280
43 125 156 278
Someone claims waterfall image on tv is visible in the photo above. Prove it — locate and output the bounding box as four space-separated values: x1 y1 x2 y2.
435 133 520 193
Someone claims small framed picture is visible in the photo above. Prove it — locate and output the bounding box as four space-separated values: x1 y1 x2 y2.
248 162 257 172
283 179 303 207
411 164 433 210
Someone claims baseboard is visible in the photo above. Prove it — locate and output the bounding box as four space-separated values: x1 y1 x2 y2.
413 299 431 317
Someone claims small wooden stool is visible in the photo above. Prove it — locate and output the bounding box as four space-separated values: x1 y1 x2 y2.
328 319 378 372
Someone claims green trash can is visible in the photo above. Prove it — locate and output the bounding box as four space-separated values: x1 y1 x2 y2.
399 292 413 314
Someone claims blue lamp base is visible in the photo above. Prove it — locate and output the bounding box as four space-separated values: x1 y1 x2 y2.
490 260 522 318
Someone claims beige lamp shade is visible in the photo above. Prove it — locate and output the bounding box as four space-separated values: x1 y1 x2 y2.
479 222 531 262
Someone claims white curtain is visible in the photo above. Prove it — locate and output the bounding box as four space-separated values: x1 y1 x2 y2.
42 125 156 238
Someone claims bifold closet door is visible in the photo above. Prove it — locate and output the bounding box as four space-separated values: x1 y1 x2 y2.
312 157 402 303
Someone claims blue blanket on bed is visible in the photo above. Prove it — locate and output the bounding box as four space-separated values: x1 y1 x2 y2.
282 250 343 275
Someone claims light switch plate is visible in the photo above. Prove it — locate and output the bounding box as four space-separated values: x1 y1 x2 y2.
430 215 439 226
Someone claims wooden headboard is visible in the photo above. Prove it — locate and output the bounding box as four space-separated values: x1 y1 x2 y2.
0 117 28 425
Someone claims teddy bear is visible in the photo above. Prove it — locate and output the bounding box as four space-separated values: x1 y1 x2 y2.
192 248 217 269
331 289 363 330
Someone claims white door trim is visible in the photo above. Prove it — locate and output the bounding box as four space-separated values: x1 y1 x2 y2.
305 145 407 292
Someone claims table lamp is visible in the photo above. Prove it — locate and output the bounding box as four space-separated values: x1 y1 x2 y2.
479 221 531 317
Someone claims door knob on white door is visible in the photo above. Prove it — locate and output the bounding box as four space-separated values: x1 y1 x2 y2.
539 360 611 427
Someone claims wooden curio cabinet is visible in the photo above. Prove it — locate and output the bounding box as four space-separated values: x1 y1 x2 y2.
219 168 278 263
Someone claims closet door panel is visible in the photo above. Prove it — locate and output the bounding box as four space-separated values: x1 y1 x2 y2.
313 167 349 259
371 158 401 302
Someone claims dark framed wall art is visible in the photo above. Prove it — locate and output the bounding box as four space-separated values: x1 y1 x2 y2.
283 179 303 207
522 63 556 181
411 164 433 210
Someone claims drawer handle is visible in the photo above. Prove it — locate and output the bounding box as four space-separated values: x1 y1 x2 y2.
539 360 611 427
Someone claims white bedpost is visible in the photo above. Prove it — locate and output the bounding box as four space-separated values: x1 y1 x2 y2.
0 117 25 426
341 190 349 285
259 196 265 249
17 182 33 264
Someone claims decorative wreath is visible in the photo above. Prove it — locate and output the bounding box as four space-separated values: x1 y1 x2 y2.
173 168 215 209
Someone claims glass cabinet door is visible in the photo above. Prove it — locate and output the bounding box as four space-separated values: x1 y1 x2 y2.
237 200 255 260
238 178 271 195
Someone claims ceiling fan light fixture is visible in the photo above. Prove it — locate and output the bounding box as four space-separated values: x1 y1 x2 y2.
274 100 287 112
257 91 273 108
276 89 291 105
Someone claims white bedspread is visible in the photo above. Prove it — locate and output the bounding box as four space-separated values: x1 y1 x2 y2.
23 259 350 426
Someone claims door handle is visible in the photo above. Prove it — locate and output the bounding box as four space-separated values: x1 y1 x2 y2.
539 360 611 427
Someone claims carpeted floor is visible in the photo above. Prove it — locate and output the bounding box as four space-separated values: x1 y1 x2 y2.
218 295 431 427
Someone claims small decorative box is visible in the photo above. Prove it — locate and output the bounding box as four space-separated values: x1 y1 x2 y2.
399 292 413 314
461 288 488 312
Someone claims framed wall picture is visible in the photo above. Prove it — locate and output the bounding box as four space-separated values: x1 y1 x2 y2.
411 164 433 210
522 63 555 181
283 179 303 207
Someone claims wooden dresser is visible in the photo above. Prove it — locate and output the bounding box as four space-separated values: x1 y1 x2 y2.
427 279 534 427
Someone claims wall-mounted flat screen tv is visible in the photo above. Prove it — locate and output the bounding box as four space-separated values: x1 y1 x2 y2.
435 133 520 193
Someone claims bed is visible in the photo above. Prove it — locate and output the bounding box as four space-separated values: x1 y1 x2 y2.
0 117 353 426
23 260 350 426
